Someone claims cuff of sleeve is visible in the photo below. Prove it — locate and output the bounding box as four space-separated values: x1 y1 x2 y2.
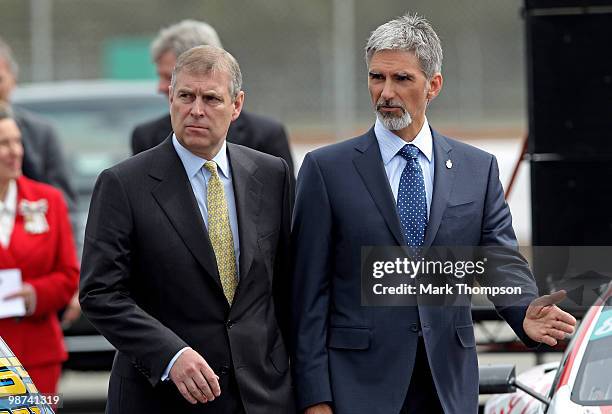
499 305 541 349
296 374 333 411
161 347 190 382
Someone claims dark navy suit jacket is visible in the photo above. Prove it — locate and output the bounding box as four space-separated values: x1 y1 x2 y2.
291 127 539 413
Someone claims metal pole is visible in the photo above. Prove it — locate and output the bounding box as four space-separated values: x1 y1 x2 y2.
30 0 54 82
332 0 356 141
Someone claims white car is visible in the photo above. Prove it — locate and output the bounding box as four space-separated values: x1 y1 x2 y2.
482 285 612 413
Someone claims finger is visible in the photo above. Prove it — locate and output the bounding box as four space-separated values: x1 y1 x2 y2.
3 291 26 300
177 381 198 405
548 319 575 334
531 290 566 308
539 334 558 347
552 307 577 326
206 374 221 398
544 327 568 341
201 365 221 397
539 305 576 328
546 290 567 306
193 371 214 401
185 377 207 404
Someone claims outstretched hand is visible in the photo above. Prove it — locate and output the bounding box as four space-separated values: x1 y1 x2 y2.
523 290 577 346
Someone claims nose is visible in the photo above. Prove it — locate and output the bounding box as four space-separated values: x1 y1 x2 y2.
380 78 396 101
190 98 205 118
13 141 23 156
8 140 23 160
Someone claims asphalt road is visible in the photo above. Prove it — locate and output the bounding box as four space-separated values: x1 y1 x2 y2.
57 323 563 413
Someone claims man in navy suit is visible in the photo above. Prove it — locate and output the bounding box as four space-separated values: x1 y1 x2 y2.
291 14 576 414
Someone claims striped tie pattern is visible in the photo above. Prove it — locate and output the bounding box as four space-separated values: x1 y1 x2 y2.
204 161 238 303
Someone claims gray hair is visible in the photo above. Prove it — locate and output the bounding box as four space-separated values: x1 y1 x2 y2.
0 36 18 78
365 13 442 79
170 45 242 100
151 20 223 62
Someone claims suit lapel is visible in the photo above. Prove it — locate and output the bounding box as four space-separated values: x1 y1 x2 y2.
149 138 224 293
423 130 455 247
353 130 405 246
227 143 262 286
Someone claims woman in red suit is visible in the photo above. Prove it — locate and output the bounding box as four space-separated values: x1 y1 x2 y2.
0 107 79 394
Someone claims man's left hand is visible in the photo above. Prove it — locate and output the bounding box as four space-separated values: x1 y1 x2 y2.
523 290 577 346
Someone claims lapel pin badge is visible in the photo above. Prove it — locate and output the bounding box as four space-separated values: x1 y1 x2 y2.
446 159 453 169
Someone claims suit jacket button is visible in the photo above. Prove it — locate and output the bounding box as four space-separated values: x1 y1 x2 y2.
410 323 419 332
220 365 230 375
226 320 234 329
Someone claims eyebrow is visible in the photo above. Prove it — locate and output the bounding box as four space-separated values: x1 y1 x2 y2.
203 91 223 98
176 88 223 98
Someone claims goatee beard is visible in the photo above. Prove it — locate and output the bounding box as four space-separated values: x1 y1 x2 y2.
376 110 412 131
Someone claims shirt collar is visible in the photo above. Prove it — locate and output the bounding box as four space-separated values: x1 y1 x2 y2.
375 117 433 165
0 179 17 213
172 134 230 179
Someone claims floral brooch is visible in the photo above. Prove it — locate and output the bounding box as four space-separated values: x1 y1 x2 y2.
18 199 49 234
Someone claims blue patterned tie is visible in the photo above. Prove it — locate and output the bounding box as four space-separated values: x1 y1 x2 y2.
397 144 427 248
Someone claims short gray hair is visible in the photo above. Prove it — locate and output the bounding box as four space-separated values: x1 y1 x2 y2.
365 13 442 79
151 20 223 62
0 36 18 77
170 45 242 100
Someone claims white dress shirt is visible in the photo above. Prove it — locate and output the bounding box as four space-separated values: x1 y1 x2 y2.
374 117 435 217
0 180 17 248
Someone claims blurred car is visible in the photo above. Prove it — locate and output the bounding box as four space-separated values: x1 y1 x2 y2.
481 284 612 413
12 80 168 371
0 337 55 413
13 80 168 250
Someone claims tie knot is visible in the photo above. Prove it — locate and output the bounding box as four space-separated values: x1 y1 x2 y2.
399 144 420 160
204 160 218 176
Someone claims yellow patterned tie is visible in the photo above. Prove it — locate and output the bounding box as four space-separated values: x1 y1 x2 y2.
204 161 238 304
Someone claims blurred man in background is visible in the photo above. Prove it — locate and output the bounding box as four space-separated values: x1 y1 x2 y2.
131 19 295 178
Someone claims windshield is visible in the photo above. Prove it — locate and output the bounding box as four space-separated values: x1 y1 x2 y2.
14 92 167 257
15 96 167 193
572 307 612 405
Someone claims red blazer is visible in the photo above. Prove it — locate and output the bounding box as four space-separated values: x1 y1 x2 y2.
0 176 79 367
